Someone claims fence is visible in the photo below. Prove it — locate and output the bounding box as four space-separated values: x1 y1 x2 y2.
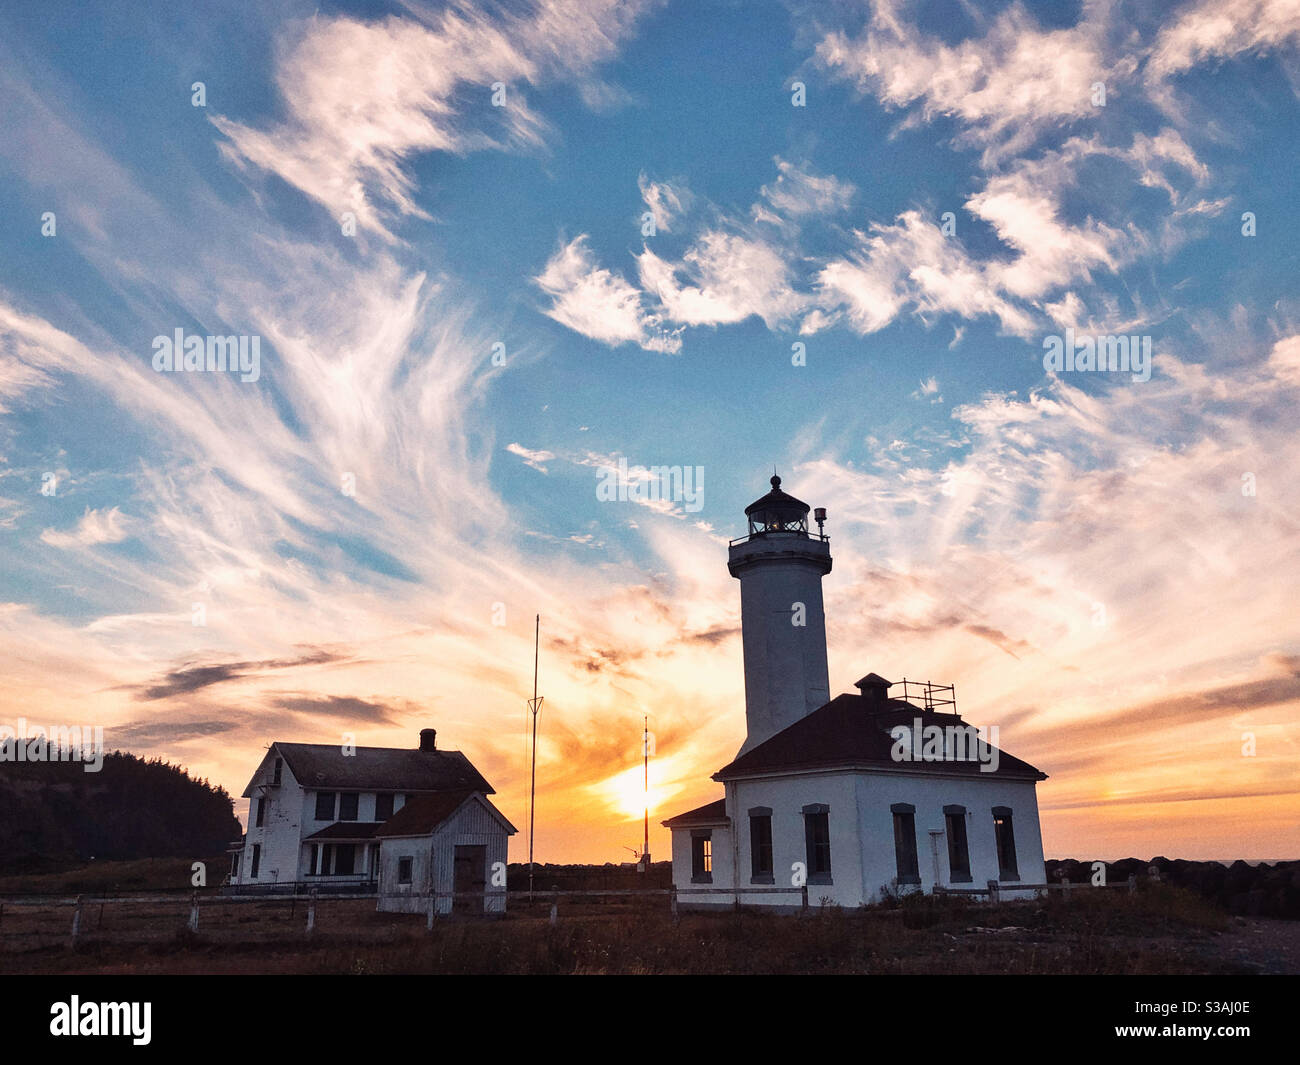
0 876 1138 951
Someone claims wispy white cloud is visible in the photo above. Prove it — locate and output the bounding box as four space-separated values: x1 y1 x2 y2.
758 157 854 219
911 376 943 404
638 173 690 232
816 209 1037 337
214 0 657 238
1147 0 1300 80
815 1 1124 164
40 506 133 549
637 230 808 330
507 442 555 472
535 235 681 352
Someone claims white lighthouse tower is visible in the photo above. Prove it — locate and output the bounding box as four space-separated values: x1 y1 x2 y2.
728 475 832 756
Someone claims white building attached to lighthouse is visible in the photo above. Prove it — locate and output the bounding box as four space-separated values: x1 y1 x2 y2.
663 476 1048 909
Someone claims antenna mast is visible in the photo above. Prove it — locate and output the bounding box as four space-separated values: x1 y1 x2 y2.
528 614 543 902
642 715 650 870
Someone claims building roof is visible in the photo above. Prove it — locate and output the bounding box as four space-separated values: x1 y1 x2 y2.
713 692 1048 782
660 797 729 829
244 742 493 797
744 474 810 517
303 821 383 841
375 790 518 838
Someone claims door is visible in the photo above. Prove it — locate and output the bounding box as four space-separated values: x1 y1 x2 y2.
453 845 487 914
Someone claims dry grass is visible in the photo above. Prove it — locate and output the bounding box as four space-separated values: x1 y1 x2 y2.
0 882 1251 975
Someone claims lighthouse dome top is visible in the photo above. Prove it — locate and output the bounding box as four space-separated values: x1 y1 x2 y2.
743 474 811 535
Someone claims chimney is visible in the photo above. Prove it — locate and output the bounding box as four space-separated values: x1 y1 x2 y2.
419 728 437 752
854 673 892 708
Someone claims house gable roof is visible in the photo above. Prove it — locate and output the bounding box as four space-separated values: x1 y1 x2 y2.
242 742 493 797
375 791 518 838
661 797 729 829
713 693 1047 782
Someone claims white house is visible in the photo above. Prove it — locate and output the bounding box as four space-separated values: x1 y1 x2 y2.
663 476 1048 910
230 728 516 914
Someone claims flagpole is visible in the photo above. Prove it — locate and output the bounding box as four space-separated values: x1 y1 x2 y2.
528 614 542 902
643 715 649 868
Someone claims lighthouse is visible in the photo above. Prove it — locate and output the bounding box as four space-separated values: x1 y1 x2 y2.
664 471 1048 912
728 475 832 756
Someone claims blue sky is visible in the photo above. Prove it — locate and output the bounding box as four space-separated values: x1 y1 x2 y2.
2 0 1299 861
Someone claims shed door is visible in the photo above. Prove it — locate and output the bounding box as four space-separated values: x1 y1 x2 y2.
453 845 487 914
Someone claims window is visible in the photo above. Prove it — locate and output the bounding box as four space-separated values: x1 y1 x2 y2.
255 796 266 828
993 807 1019 880
891 803 920 884
334 844 356 876
691 832 712 883
229 851 239 878
307 844 318 876
272 757 282 786
803 804 832 884
375 793 394 821
749 807 774 882
944 805 971 882
339 792 359 821
315 791 336 821
250 843 261 879
398 856 413 885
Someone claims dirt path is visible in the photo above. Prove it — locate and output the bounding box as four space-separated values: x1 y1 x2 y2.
1199 917 1300 974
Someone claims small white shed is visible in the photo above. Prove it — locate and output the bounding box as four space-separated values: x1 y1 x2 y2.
376 791 517 915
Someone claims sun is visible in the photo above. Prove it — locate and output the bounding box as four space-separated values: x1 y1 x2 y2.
596 765 675 822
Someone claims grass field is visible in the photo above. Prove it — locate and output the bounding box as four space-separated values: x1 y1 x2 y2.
4 875 1294 975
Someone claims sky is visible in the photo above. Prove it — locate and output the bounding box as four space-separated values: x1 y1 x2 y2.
1 0 1298 864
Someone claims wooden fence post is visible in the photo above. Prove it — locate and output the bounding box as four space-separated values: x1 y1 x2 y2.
801 885 809 913
549 900 558 926
188 891 200 933
427 891 436 931
70 895 83 947
1127 874 1137 895
306 888 317 935
669 885 678 922
1062 878 1073 901
987 879 999 904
